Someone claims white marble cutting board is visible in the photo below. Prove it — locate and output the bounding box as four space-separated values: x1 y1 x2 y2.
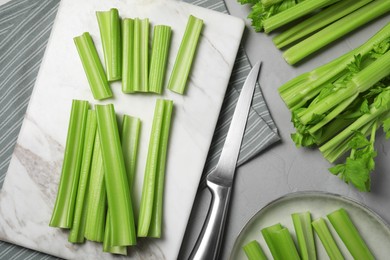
0 0 244 258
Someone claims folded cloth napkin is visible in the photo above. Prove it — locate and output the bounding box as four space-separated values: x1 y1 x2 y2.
0 0 279 258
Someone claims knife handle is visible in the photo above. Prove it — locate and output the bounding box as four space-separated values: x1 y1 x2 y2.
189 179 232 260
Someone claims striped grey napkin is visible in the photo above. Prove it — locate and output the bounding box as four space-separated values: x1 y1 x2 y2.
0 0 279 258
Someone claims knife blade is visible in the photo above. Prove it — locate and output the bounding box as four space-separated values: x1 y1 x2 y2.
189 61 262 260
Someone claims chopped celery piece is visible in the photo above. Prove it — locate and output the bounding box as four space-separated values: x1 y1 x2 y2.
103 212 127 255
69 110 97 243
133 18 149 92
84 134 106 242
138 99 174 237
96 8 121 81
263 0 340 33
328 208 374 259
283 1 390 65
273 0 373 49
312 218 344 260
121 115 141 189
292 211 316 260
96 104 136 246
243 240 267 260
168 15 203 94
149 25 172 94
122 18 135 93
262 223 300 260
74 33 112 100
50 100 89 228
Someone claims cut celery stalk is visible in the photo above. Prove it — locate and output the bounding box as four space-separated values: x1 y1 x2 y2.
262 223 283 259
122 19 135 93
69 110 97 243
138 99 174 237
103 212 127 255
50 100 89 228
273 0 373 49
74 33 112 100
149 100 173 238
292 211 317 260
149 25 172 94
133 18 149 92
263 0 340 33
96 104 136 246
121 115 141 189
168 15 203 94
243 240 267 260
283 0 390 65
96 8 121 81
328 208 374 259
312 218 344 260
84 134 106 242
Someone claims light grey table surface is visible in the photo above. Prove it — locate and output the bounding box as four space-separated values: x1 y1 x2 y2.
179 2 390 260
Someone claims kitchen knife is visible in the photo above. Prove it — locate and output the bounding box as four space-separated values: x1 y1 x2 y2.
189 61 262 260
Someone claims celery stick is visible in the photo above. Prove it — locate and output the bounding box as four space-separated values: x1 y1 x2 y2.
292 211 316 260
74 33 112 100
96 104 136 246
243 240 267 260
122 19 135 93
133 18 149 92
263 0 340 33
103 212 127 255
69 110 97 243
96 8 121 81
262 224 300 260
283 1 390 65
149 25 172 94
273 0 373 49
121 115 141 189
262 223 283 259
312 218 344 260
50 100 89 228
328 208 374 259
149 100 174 238
168 15 203 94
84 134 106 242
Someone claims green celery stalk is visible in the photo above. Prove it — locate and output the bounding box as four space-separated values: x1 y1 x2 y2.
149 100 174 238
261 0 283 8
96 8 121 81
74 33 112 100
292 211 316 260
50 100 89 228
122 19 135 93
84 134 106 242
263 0 340 33
133 18 149 92
149 25 172 94
262 224 300 260
138 99 174 237
273 0 373 49
96 104 136 246
283 1 390 65
243 240 267 260
168 15 203 94
103 212 127 255
328 208 374 259
69 110 97 243
312 218 344 260
262 223 283 259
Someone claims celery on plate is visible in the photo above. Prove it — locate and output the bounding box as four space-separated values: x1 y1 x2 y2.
312 218 344 260
84 133 107 242
96 8 121 81
243 240 267 260
50 100 89 228
138 99 174 237
122 18 134 93
168 15 203 94
292 211 316 260
133 18 149 92
283 0 390 65
149 25 172 94
328 208 374 259
74 33 112 100
68 110 97 243
96 104 136 246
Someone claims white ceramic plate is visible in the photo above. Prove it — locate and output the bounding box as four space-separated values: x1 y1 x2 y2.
230 191 390 260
